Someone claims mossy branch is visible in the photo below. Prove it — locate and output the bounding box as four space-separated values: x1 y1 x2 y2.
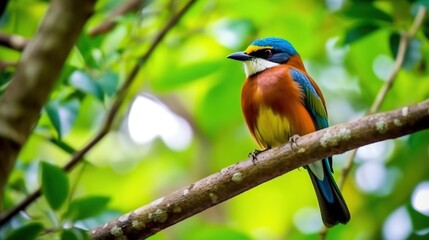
91 100 429 240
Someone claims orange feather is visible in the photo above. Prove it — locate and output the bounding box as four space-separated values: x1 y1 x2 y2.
241 55 317 148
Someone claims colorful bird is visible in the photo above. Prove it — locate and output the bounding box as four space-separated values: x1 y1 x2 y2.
227 37 350 227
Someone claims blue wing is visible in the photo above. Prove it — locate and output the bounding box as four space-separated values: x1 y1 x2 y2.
289 68 350 227
289 68 329 130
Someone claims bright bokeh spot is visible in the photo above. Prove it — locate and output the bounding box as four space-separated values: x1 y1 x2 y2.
293 207 323 234
127 94 193 151
210 19 242 49
383 206 412 240
357 141 394 162
412 181 429 216
355 162 387 193
325 37 348 64
325 0 344 11
373 55 395 81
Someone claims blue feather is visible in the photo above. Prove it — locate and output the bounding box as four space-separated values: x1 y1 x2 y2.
251 37 298 56
314 158 335 203
289 68 329 130
289 68 351 225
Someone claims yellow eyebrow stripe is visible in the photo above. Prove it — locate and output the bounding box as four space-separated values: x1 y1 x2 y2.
244 45 273 54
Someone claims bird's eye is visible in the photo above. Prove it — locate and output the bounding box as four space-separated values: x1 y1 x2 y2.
264 49 273 58
250 48 275 59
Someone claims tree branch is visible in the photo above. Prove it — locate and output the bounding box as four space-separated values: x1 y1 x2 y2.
0 0 97 210
0 60 16 69
89 0 144 37
0 0 197 226
320 6 428 239
90 100 429 240
0 33 28 51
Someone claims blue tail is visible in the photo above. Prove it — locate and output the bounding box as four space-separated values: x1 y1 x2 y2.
307 157 350 227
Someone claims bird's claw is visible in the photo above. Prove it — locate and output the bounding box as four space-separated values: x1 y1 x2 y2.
289 134 300 148
248 148 271 165
248 149 261 165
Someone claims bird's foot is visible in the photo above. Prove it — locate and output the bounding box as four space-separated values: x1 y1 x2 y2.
289 134 300 148
248 148 269 165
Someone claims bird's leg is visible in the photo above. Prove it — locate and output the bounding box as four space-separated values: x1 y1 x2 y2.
289 134 300 148
248 147 270 165
248 150 261 163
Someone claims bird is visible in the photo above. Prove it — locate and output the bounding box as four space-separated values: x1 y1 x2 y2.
227 37 350 227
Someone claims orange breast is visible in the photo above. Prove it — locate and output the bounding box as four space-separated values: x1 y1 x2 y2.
241 65 316 148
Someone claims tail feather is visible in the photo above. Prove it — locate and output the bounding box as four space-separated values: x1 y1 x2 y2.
307 158 350 228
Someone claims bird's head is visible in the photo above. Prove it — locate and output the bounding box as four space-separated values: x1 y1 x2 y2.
227 37 298 77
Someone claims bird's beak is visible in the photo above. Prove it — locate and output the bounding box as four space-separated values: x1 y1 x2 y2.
227 52 252 61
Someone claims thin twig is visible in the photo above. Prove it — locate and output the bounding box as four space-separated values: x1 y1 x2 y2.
89 0 144 37
0 0 197 227
0 60 17 69
0 33 28 51
369 6 426 114
90 100 429 240
320 5 427 240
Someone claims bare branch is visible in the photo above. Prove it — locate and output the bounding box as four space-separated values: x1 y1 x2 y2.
0 0 197 226
90 100 429 240
0 33 28 51
0 0 97 210
89 0 144 37
0 60 16 69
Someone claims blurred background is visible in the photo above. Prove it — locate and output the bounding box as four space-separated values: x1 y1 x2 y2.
1 0 429 239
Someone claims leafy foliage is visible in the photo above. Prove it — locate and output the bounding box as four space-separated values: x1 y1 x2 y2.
40 161 69 210
64 196 110 221
5 223 43 240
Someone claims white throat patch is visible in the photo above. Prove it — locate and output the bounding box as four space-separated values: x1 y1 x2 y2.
242 58 279 77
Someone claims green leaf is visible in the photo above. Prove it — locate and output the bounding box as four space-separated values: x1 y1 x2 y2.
45 101 62 138
64 196 110 220
45 99 80 139
153 60 221 91
69 70 104 101
389 32 400 58
6 222 43 240
423 18 429 40
344 22 380 44
389 32 422 69
41 161 69 210
414 0 429 9
59 65 78 85
48 138 77 155
343 2 393 22
407 204 429 231
0 70 13 96
408 232 429 240
61 228 91 240
97 72 119 96
75 33 103 69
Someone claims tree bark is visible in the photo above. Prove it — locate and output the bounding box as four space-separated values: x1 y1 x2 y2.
0 0 97 209
90 100 429 240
